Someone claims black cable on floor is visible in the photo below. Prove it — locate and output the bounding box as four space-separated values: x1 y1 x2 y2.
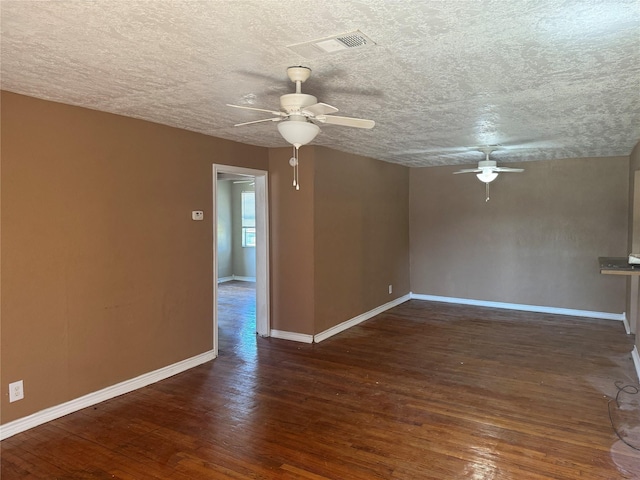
608 380 640 451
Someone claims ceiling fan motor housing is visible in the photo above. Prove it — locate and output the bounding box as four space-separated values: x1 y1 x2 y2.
280 93 318 113
478 160 497 169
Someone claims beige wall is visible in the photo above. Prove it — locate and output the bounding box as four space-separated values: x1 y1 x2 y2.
268 147 316 335
410 156 628 313
314 147 410 332
267 146 410 336
629 141 640 351
1 92 268 424
2 89 634 427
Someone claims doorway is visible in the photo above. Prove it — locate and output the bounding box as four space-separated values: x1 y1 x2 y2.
212 165 269 356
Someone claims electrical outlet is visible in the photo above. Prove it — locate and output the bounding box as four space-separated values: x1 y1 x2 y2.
388 284 393 294
9 380 24 403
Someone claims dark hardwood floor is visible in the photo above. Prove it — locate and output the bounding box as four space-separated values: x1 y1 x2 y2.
217 280 258 358
2 289 640 479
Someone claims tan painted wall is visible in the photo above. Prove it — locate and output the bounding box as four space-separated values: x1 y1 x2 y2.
267 146 410 336
629 141 640 351
268 147 315 335
410 156 628 313
313 147 410 333
1 92 268 424
2 90 634 426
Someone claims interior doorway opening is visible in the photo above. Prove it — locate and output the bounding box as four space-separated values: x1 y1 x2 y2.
212 165 269 357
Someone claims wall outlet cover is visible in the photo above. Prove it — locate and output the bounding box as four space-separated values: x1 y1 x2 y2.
9 380 24 402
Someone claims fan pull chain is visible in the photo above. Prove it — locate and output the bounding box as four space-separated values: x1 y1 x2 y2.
295 146 300 190
289 145 300 190
291 145 296 187
485 182 490 202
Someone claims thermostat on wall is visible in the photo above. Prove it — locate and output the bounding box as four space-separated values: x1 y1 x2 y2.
192 210 204 221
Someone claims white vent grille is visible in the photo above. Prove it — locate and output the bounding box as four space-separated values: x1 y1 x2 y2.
336 33 369 48
288 30 376 58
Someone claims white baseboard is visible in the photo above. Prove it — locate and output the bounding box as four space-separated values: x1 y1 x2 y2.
270 295 411 345
410 293 626 322
217 275 256 283
0 350 216 441
233 275 256 282
632 346 640 384
313 294 411 343
270 330 314 343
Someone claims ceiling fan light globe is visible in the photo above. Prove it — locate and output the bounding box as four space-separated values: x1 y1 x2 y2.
476 171 498 183
277 120 320 146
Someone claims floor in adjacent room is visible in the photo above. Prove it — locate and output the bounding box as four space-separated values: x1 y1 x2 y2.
2 286 640 479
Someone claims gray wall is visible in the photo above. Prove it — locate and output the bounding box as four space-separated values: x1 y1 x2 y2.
231 182 256 279
410 156 628 314
216 180 256 280
216 179 233 279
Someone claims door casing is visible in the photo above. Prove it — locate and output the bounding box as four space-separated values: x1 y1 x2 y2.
212 165 270 356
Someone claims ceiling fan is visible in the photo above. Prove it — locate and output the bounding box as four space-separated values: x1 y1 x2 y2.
227 66 375 190
454 147 524 202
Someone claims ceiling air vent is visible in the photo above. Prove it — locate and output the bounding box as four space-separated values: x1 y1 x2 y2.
287 30 376 58
335 33 369 48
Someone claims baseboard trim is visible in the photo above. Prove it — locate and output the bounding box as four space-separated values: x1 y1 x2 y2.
233 275 256 282
632 346 640 384
217 275 256 283
410 293 626 322
314 294 411 343
269 295 411 345
270 330 314 344
0 350 216 441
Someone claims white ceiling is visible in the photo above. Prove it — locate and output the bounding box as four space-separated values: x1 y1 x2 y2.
1 0 639 167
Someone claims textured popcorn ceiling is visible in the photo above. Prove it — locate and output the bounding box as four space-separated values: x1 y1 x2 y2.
1 0 639 167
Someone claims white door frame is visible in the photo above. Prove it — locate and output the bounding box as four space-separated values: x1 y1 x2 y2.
212 164 270 356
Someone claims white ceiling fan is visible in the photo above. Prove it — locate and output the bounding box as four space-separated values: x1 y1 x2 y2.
228 66 375 131
454 147 524 202
227 66 375 190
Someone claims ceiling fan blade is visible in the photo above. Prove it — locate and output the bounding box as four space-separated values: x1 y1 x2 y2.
234 117 282 127
453 169 482 174
315 115 375 129
302 102 339 116
494 167 524 173
227 104 284 117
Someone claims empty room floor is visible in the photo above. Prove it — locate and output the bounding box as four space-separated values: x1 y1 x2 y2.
2 297 640 479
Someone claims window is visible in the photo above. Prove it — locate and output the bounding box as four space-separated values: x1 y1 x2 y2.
241 191 256 247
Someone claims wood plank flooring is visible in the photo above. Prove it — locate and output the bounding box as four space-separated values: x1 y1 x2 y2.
2 290 639 479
